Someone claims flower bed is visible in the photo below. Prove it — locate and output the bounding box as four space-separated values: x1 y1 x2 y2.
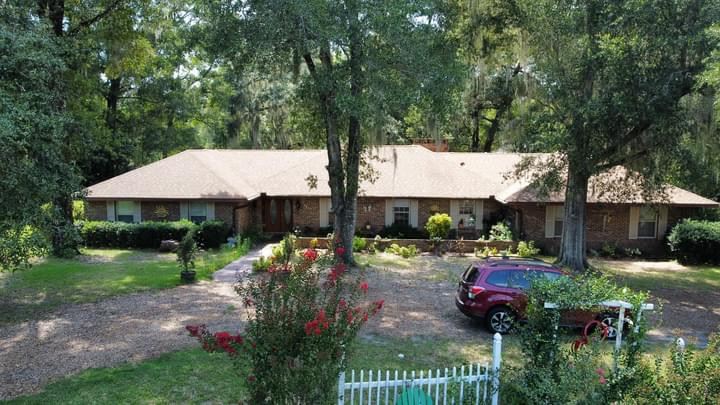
294 237 515 254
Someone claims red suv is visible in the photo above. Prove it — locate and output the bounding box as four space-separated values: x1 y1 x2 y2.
456 257 624 335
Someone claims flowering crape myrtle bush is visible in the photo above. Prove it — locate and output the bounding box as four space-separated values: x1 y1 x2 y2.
187 246 383 404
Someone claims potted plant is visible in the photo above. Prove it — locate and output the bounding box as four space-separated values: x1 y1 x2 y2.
177 230 198 282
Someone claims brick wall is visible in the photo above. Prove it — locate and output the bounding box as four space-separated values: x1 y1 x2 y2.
418 198 450 228
214 202 235 225
356 197 387 233
140 201 181 221
513 202 699 257
85 201 107 221
234 206 251 233
291 197 506 235
294 197 320 231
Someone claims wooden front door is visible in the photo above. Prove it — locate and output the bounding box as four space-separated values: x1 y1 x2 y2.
263 198 293 233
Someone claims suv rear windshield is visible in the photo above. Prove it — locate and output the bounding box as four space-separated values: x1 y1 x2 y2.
462 265 480 283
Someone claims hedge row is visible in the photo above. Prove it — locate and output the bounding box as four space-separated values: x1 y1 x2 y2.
77 220 231 249
667 219 720 265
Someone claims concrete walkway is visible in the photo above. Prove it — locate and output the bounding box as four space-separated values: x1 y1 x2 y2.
212 242 275 283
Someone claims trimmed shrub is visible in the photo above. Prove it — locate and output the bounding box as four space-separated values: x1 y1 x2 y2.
668 219 720 264
489 222 513 241
379 223 427 239
516 241 540 257
425 213 452 239
385 243 418 258
78 220 197 249
352 236 367 252
195 220 231 249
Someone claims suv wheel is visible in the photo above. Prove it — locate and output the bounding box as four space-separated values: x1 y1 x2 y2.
486 307 515 334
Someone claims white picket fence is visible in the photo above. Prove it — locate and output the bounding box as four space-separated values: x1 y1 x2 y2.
337 333 502 405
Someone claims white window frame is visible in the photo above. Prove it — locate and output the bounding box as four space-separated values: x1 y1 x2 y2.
544 205 564 239
190 201 208 223
637 206 658 239
116 201 136 223
393 205 410 226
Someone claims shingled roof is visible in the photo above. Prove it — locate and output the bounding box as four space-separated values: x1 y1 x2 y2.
84 145 718 207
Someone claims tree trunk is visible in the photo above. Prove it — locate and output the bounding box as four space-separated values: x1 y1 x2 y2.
334 1 364 264
556 162 590 272
105 77 121 135
470 106 480 152
251 114 261 149
482 107 505 152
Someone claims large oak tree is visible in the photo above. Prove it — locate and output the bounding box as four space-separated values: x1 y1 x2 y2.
204 0 459 261
516 0 720 271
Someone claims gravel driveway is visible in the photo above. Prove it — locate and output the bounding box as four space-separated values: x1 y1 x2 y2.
0 282 245 400
2 253 713 400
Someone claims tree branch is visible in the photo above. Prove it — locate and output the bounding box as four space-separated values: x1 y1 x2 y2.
597 148 650 171
67 0 124 36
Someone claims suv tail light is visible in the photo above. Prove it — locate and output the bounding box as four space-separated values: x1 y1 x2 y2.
468 286 485 299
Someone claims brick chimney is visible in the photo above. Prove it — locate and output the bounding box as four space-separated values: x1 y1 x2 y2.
412 138 449 152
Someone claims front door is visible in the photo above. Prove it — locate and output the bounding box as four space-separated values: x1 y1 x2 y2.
263 198 293 233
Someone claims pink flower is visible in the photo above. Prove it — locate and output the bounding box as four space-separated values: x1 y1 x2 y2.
303 248 318 261
599 376 607 385
596 368 605 376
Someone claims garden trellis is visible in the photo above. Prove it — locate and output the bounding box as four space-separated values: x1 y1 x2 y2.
337 333 502 405
544 299 655 368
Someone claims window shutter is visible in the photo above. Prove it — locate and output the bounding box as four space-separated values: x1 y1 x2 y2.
628 206 640 240
106 201 116 222
475 200 484 230
319 198 329 228
657 206 668 239
409 200 419 228
450 200 460 228
385 200 394 226
206 202 215 220
180 202 189 220
133 202 142 223
544 205 555 238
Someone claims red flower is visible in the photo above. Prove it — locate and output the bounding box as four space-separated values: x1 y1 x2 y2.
338 299 348 311
303 248 319 261
335 246 346 257
359 281 369 294
305 320 319 336
185 324 205 338
362 312 369 322
372 300 385 314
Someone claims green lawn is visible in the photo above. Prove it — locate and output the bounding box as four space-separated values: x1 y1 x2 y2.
5 335 516 404
591 258 720 292
0 246 248 325
8 333 674 405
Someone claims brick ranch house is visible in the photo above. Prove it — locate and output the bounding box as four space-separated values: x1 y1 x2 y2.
84 145 718 255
